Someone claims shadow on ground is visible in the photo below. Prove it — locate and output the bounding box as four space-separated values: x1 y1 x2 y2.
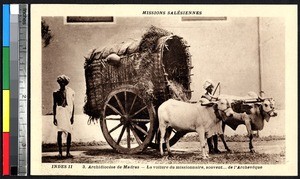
42 142 285 164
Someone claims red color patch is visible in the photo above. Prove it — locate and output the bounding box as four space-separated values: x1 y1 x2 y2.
3 133 10 175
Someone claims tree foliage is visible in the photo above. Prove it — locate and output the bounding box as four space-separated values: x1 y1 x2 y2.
42 20 53 47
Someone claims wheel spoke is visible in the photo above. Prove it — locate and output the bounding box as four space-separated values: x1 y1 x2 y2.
127 126 131 149
107 103 123 116
130 106 147 118
129 94 137 114
104 117 121 121
108 123 123 134
129 124 142 145
124 91 127 113
131 118 150 122
132 123 148 136
117 125 126 144
114 94 126 115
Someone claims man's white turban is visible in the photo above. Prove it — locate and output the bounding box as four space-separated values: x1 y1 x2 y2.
57 75 70 85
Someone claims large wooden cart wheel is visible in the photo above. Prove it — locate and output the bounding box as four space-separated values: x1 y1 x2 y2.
100 85 155 154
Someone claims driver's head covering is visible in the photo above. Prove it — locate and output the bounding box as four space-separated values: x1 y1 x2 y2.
203 79 214 90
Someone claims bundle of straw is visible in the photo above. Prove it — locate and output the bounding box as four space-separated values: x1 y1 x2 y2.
139 25 172 52
168 80 189 102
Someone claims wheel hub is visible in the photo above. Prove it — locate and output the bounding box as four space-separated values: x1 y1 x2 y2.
121 115 131 124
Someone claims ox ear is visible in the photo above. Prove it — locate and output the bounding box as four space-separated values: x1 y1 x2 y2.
226 99 232 108
265 115 271 122
254 103 261 107
250 103 260 114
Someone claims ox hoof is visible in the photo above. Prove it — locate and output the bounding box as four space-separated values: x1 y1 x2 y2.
202 154 210 159
250 149 256 153
167 156 174 160
227 149 234 154
167 153 174 158
162 156 169 160
226 148 232 153
202 156 209 160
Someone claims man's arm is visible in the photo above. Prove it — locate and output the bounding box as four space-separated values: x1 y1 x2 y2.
70 91 75 124
70 104 74 124
208 93 219 101
53 92 57 126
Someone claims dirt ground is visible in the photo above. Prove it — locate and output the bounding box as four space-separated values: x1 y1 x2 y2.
42 139 285 164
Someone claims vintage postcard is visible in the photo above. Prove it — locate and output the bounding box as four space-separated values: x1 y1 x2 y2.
30 4 297 176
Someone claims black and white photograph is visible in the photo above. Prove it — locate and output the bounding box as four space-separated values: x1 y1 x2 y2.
30 5 297 176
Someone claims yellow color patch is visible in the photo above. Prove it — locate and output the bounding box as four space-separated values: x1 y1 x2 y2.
3 90 10 132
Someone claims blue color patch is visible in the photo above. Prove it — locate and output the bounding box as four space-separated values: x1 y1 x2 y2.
3 4 10 47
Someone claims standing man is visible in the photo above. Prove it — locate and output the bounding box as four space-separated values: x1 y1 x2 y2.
200 80 222 154
53 75 75 158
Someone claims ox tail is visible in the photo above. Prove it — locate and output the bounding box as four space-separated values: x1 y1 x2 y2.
157 104 170 136
158 104 170 155
157 105 163 133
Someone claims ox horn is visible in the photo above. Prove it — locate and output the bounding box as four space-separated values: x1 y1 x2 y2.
258 91 265 101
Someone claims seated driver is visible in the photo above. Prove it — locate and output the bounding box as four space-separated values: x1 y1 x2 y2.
200 79 218 106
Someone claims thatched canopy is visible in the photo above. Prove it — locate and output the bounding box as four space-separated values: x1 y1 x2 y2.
85 26 173 63
84 26 192 119
85 39 140 62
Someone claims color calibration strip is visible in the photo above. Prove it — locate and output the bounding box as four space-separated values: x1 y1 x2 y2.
3 4 10 176
10 4 21 175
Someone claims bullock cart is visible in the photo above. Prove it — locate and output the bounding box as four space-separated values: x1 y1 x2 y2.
84 26 193 154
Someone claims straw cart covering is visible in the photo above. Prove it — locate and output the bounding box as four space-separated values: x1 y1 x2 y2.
83 26 193 153
84 26 192 119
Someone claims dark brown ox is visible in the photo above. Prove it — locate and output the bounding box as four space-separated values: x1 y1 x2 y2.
221 98 277 153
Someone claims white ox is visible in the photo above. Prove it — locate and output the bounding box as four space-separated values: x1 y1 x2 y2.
158 98 231 159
